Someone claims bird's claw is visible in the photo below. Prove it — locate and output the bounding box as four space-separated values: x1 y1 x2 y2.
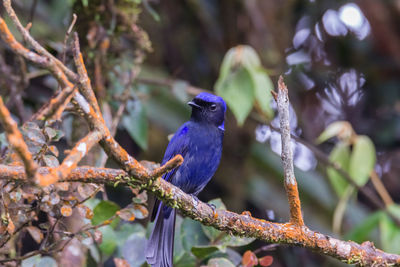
207 203 216 210
190 194 200 207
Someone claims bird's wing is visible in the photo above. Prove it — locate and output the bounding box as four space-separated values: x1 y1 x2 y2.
151 123 191 221
161 123 190 181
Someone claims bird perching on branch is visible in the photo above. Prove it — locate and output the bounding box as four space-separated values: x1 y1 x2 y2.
145 93 226 267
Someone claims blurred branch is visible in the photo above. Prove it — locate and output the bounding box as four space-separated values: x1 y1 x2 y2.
61 13 77 64
72 33 101 115
275 76 304 226
269 123 400 226
136 77 205 96
3 0 78 82
0 97 42 182
29 85 78 122
370 170 394 206
38 130 103 186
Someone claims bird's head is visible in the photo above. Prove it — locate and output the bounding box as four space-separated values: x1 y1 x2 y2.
188 92 227 131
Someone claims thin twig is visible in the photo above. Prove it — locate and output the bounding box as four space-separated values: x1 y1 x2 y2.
250 113 400 225
29 84 78 122
72 33 101 115
136 77 205 96
276 76 304 226
0 97 38 181
3 0 78 82
370 170 394 206
38 131 103 186
29 0 38 23
61 14 77 64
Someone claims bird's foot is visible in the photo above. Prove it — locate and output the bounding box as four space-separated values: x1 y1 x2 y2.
189 195 216 212
190 194 200 207
207 203 216 210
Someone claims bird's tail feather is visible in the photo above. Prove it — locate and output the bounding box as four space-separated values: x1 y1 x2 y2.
146 203 176 267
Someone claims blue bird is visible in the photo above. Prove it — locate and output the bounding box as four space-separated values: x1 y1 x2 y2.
145 92 226 267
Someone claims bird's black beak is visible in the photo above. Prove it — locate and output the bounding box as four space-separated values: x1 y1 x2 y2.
188 100 201 109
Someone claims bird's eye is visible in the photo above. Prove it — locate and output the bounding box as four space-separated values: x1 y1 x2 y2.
210 104 217 111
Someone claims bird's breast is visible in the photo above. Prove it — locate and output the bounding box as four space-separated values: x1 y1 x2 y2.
173 125 223 194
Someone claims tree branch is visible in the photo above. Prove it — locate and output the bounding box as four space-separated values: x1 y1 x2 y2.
1 164 399 266
72 32 102 115
38 130 103 186
2 0 78 82
275 76 304 226
0 97 41 181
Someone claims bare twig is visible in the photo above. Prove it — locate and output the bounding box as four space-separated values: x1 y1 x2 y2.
0 97 38 181
61 13 77 64
3 0 78 82
276 76 304 226
29 85 78 122
370 170 394 206
38 131 103 186
136 77 205 96
72 33 101 115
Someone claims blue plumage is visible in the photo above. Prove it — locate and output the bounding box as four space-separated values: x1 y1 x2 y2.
145 92 226 267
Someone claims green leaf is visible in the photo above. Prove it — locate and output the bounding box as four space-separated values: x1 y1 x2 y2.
171 80 189 102
43 155 59 167
91 200 120 226
333 186 354 234
216 45 269 126
82 237 100 263
21 255 41 267
174 252 197 267
387 204 400 221
316 121 352 144
215 67 255 126
37 257 57 267
121 232 147 267
174 215 186 262
21 256 57 267
207 257 236 267
238 45 262 69
98 225 117 256
251 68 274 119
327 143 351 197
218 46 261 80
115 223 145 245
345 211 383 243
0 133 8 148
218 48 238 81
122 100 148 150
191 246 219 259
201 200 254 250
349 135 376 186
84 197 100 210
380 213 400 254
218 235 255 249
181 218 209 251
